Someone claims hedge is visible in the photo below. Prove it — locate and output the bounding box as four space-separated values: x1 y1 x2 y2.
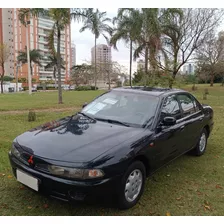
75 86 98 91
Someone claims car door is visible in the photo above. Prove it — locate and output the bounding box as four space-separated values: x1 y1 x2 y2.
151 94 188 169
176 93 204 152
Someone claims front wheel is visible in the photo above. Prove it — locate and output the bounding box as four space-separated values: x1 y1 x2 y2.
192 128 208 156
117 161 146 209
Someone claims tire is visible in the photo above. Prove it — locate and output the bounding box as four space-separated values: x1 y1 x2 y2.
192 128 208 156
117 161 146 209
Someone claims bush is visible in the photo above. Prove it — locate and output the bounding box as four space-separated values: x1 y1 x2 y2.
37 86 43 90
3 76 14 82
75 86 98 91
46 86 56 90
23 87 29 91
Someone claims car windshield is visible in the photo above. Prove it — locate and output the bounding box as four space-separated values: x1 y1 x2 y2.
82 91 159 128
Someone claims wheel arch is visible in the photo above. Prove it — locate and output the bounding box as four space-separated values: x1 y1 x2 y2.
132 155 151 176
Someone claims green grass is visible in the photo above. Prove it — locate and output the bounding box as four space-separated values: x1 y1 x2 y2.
0 85 224 215
0 90 105 111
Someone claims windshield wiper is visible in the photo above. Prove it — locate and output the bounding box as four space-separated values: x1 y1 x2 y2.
77 112 96 121
95 118 130 127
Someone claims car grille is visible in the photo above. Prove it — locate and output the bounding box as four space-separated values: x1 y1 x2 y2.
34 163 50 173
13 144 50 174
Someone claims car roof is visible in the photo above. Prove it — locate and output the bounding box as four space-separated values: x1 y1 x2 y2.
112 86 187 97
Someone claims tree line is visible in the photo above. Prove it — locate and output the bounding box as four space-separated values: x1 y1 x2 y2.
0 8 223 102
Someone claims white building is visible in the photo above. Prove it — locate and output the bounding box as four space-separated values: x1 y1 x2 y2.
2 82 22 93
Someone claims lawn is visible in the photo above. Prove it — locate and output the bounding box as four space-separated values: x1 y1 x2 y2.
0 90 105 111
0 85 224 215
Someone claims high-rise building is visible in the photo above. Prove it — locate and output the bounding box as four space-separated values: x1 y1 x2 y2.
1 8 71 82
71 42 76 67
0 8 14 76
12 9 72 82
183 63 195 75
91 44 111 66
91 44 112 87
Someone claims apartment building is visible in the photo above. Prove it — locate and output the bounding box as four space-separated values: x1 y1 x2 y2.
0 8 14 76
1 8 72 82
91 44 111 65
91 44 112 87
71 42 76 67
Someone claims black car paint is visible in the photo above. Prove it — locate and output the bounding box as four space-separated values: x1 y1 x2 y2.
8 88 214 202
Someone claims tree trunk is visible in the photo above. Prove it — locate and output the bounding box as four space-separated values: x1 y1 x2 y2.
94 35 97 90
30 61 33 76
169 73 176 88
53 66 57 89
144 45 149 86
0 76 3 94
129 40 133 87
210 74 214 87
1 64 5 93
108 71 111 90
57 26 63 104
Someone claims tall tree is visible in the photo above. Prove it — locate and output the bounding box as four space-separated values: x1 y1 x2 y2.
158 8 224 87
134 8 161 74
48 9 71 104
46 31 65 87
80 9 113 89
196 31 224 86
0 43 10 94
71 64 93 86
111 9 142 87
45 55 66 87
18 8 45 94
17 48 43 76
48 8 87 104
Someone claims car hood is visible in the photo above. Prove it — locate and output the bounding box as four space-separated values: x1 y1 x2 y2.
16 114 144 163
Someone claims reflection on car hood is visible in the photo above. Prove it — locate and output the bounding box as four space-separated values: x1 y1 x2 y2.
16 114 144 163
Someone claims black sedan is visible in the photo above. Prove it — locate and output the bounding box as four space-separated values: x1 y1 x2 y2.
9 87 214 209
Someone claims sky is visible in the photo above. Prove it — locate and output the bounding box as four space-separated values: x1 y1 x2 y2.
71 8 138 74
71 8 224 75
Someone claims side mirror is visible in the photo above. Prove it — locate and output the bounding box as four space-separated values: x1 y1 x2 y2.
82 102 88 108
162 117 176 126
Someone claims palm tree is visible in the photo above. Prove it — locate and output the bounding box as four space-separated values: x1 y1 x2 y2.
45 55 65 87
48 8 88 104
17 48 43 76
18 8 46 94
80 9 113 89
111 9 142 87
133 9 161 75
47 9 71 104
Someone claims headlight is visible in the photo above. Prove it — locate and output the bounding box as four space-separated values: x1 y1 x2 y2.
48 165 104 179
11 144 21 159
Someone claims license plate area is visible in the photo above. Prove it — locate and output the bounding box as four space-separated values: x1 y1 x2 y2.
16 169 39 191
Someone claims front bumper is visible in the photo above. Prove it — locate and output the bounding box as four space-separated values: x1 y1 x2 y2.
9 152 122 202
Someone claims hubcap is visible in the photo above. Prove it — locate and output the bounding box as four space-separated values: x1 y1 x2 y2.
124 169 143 202
199 133 206 152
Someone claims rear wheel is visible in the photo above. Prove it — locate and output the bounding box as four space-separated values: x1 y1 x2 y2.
192 128 208 156
117 161 146 209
